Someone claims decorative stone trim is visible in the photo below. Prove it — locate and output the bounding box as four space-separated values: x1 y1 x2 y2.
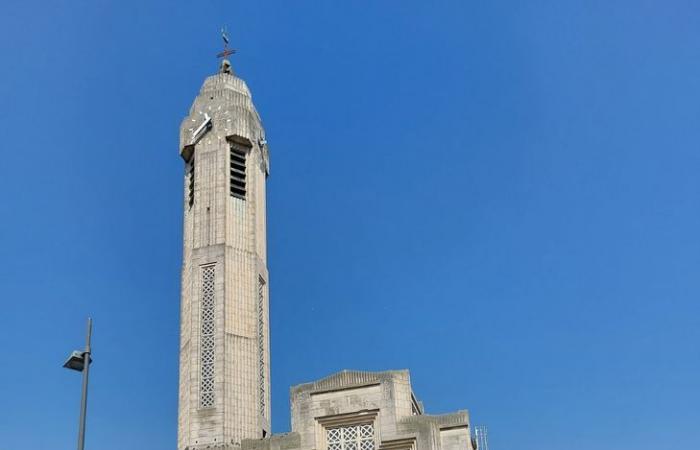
316 410 379 428
378 437 417 450
311 370 384 393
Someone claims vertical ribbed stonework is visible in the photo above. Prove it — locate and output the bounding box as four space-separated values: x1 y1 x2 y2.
178 61 271 450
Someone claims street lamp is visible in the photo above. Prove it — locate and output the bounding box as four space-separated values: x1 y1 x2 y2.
63 318 93 450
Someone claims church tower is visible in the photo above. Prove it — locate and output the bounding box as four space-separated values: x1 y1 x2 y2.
177 57 271 450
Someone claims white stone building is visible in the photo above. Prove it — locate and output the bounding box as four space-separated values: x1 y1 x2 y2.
177 60 476 450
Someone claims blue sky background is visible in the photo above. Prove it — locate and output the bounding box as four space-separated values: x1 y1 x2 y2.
1 1 699 449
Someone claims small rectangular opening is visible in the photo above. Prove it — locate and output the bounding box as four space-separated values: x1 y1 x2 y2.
230 146 247 199
231 187 246 198
188 159 195 208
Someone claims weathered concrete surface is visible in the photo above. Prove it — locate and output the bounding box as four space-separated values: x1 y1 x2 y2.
176 64 475 450
178 61 271 450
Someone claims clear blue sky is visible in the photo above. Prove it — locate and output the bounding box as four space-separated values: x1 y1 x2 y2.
1 1 698 449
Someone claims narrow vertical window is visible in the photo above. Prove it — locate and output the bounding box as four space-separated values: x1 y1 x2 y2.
200 265 216 408
230 146 247 199
258 276 266 417
188 158 195 208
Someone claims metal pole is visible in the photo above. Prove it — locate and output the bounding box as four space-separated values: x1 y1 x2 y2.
77 318 92 450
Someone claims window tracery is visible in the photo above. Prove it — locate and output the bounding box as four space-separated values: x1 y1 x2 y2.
326 424 374 450
258 276 266 417
200 265 216 408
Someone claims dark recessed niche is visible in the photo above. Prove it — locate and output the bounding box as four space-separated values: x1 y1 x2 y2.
230 146 247 199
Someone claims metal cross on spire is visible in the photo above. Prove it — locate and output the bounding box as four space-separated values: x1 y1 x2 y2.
216 26 237 59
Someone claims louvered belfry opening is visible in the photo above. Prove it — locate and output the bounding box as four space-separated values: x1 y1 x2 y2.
188 158 195 208
230 145 247 199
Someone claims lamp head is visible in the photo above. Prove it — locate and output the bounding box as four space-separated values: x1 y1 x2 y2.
63 351 92 372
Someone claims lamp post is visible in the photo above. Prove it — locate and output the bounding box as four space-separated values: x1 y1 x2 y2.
63 318 93 450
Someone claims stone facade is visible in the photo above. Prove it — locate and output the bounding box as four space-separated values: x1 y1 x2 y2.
177 64 475 450
178 61 271 450
242 370 475 450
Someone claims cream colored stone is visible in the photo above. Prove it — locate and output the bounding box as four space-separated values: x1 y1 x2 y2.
177 64 476 450
178 63 271 450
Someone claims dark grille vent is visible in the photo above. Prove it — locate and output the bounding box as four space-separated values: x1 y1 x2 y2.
230 147 247 199
188 159 195 208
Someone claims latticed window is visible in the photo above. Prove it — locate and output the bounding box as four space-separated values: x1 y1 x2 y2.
200 265 216 408
258 276 266 417
327 424 375 450
230 146 247 199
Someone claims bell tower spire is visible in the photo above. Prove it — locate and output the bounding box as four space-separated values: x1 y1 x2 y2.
177 34 271 450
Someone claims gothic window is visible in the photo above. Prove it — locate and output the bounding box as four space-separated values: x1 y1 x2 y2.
257 276 266 417
230 146 247 199
326 424 375 450
200 265 216 408
188 158 195 208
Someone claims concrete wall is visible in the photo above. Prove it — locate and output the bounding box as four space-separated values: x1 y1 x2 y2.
281 370 473 450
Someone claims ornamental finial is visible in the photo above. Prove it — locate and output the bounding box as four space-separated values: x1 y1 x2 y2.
216 26 236 60
217 27 236 74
